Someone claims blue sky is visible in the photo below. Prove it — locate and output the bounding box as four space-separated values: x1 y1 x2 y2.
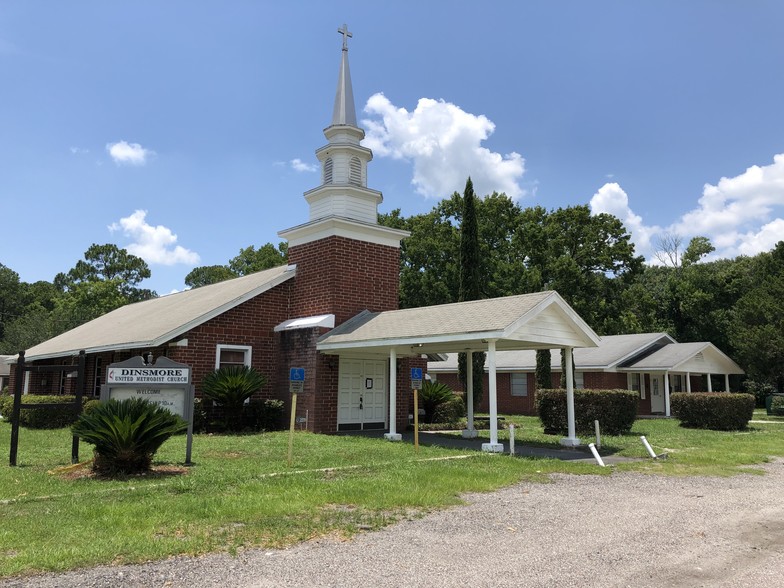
2 1 783 294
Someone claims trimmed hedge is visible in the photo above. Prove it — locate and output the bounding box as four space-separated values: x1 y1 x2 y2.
771 396 784 417
432 395 466 424
671 392 755 430
0 395 87 429
537 389 638 435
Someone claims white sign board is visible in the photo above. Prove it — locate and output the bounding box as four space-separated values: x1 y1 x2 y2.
107 367 190 385
108 387 186 417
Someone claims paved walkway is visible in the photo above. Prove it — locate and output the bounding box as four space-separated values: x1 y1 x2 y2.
348 430 641 465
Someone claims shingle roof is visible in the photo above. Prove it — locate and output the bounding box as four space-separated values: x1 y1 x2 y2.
428 333 673 372
318 291 599 355
22 265 296 361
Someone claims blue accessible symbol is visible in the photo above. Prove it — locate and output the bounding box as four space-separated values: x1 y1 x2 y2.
290 368 305 381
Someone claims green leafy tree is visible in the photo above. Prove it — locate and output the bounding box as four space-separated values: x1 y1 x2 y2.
0 264 23 342
56 243 154 302
184 265 238 288
228 243 288 275
72 397 187 475
730 241 784 392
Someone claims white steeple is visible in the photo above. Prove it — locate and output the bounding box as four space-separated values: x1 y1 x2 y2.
279 25 408 250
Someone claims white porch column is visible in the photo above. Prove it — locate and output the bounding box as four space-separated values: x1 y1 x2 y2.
686 372 692 393
707 373 713 392
384 348 402 441
462 351 478 438
481 340 503 453
724 373 730 392
664 371 671 417
560 347 580 447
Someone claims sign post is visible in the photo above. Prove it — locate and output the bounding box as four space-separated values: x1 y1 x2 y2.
288 368 305 466
102 356 195 464
411 367 423 452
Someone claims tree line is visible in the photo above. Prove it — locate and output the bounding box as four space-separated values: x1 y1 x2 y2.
2 191 781 392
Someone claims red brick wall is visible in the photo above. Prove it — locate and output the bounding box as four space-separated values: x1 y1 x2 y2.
287 236 400 324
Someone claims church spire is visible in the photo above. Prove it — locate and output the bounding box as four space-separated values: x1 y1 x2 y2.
331 24 357 127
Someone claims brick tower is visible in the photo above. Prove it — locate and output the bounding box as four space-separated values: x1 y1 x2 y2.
277 26 409 433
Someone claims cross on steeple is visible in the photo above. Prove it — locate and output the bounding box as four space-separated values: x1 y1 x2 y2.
338 24 352 51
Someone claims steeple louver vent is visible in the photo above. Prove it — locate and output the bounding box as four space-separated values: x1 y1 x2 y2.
349 157 361 186
324 158 333 184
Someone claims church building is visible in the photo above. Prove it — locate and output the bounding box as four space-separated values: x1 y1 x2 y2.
8 26 600 449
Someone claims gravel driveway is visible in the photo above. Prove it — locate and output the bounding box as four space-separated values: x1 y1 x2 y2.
3 460 784 588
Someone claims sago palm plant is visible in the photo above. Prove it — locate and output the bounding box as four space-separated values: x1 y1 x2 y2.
201 365 267 431
72 398 187 475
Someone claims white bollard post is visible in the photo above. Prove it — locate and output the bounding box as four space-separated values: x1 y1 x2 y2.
588 443 605 467
640 435 658 459
509 424 515 455
594 420 601 449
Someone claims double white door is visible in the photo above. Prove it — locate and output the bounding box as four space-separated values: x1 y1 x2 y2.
337 359 387 431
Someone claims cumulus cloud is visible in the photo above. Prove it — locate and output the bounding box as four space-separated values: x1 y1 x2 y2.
106 140 154 166
290 158 318 173
590 153 784 262
362 93 525 199
109 210 200 266
590 183 662 258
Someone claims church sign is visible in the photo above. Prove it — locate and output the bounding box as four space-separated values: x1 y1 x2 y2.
102 356 195 464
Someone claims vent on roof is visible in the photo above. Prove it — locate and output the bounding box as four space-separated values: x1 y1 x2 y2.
323 158 333 184
349 156 362 186
694 352 704 363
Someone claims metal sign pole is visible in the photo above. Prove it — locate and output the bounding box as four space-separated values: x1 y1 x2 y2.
288 392 298 466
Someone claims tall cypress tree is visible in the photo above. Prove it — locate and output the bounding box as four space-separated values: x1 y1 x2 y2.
535 349 552 391
457 177 485 406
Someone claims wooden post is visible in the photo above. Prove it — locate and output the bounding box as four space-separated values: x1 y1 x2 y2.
9 351 25 466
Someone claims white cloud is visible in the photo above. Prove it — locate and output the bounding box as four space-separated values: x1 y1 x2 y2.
590 183 662 258
108 210 200 266
69 146 89 155
671 154 784 256
590 154 784 262
290 158 318 173
106 140 154 166
362 93 525 199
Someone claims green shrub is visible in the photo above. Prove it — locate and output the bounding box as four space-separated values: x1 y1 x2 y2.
192 397 208 432
671 392 755 430
432 394 466 424
15 395 82 429
201 366 267 432
0 393 11 419
771 396 784 417
537 389 638 435
72 397 187 475
419 380 456 424
743 379 776 408
243 398 285 431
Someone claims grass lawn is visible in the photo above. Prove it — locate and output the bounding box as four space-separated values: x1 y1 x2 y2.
2 414 784 578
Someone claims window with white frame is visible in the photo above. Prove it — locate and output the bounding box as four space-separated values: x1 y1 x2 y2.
630 373 645 399
575 371 585 389
671 374 683 392
215 345 252 370
511 373 528 396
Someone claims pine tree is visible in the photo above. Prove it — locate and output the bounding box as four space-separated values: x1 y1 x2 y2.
535 349 552 391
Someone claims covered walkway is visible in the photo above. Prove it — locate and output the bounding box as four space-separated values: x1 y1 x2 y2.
319 291 601 451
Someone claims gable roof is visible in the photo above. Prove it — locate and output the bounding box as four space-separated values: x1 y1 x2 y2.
318 291 600 358
620 342 744 374
22 265 296 362
428 334 744 375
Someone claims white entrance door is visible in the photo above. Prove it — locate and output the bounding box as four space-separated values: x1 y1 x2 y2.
650 374 665 413
338 359 387 431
